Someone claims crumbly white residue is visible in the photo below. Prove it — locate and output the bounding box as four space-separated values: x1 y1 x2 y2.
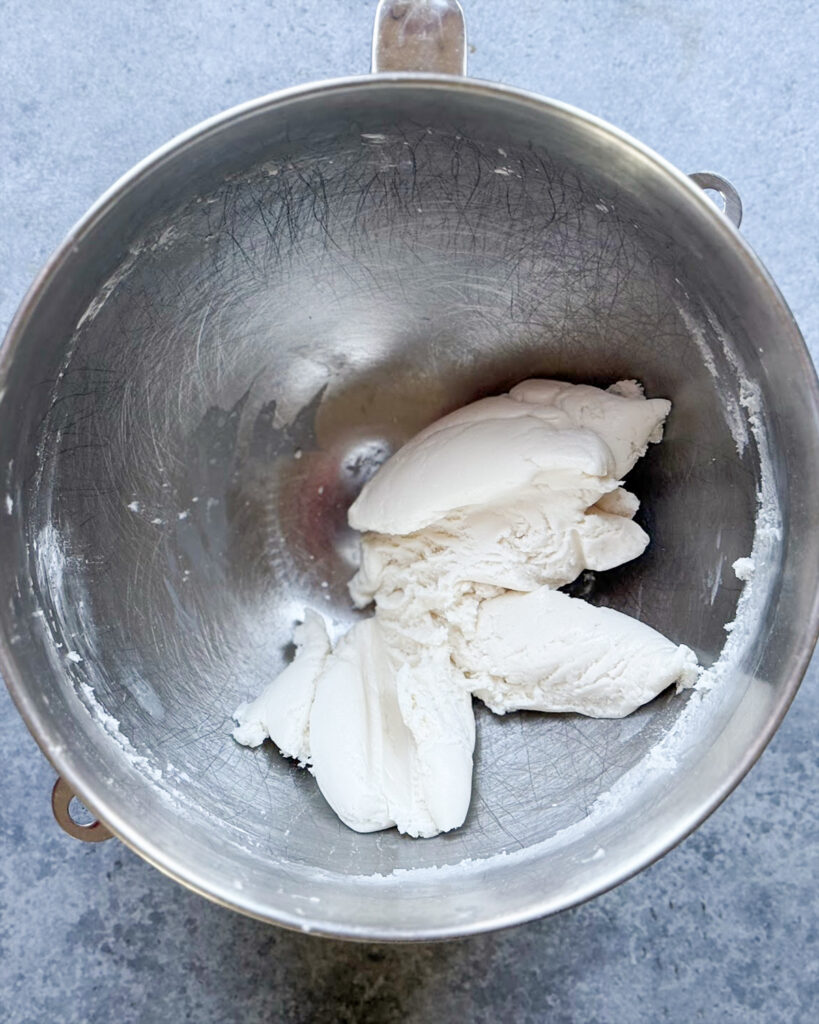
78 683 163 783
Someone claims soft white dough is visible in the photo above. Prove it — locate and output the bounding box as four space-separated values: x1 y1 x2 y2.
308 617 475 838
232 610 330 760
348 380 670 604
348 379 669 533
457 588 699 718
232 379 697 838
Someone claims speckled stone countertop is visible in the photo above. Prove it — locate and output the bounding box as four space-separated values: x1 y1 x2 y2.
1 2 817 1021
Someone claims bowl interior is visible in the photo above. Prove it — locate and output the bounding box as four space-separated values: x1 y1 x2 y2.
1 81 812 937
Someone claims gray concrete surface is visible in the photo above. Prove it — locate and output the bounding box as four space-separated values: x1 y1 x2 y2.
1 1 817 1021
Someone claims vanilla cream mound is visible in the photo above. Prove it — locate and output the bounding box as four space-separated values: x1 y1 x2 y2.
233 379 698 838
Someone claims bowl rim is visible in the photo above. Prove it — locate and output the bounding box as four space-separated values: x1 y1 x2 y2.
2 71 819 941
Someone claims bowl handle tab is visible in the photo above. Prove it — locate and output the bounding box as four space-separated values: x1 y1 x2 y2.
689 172 743 229
372 0 468 75
51 776 114 843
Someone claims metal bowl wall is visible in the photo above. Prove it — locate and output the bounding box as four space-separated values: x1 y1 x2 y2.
1 78 818 939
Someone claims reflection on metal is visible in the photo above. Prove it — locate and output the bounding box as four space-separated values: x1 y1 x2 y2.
372 0 467 74
51 777 114 842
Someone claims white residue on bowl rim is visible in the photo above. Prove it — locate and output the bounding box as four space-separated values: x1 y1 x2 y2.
77 682 163 784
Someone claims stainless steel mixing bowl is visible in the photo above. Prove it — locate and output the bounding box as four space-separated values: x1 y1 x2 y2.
2 0 818 940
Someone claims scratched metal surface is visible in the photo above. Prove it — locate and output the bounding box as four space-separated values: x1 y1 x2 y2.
2 0 819 1016
5 69 814 938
